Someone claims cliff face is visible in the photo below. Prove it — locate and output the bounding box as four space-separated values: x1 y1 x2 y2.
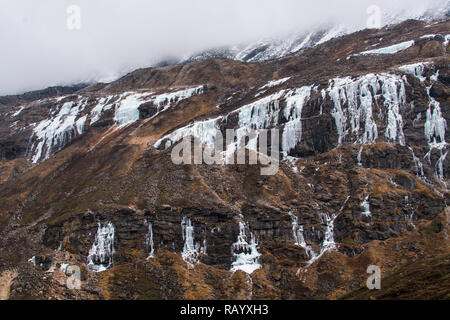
0 19 449 300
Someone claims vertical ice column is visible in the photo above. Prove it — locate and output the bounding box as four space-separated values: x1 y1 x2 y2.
361 196 372 217
424 87 447 183
146 222 155 259
424 90 446 148
87 222 115 272
288 211 317 259
181 217 203 267
408 147 425 180
281 86 313 155
320 213 337 252
231 222 261 274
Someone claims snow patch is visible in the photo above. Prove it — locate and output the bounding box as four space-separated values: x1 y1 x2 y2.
349 40 414 58
12 106 25 117
259 77 291 90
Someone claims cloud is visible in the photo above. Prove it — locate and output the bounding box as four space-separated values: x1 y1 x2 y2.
0 0 446 95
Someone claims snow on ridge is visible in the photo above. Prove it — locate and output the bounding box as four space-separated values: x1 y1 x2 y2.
316 25 349 45
421 34 437 39
182 3 448 65
259 77 291 90
348 40 415 59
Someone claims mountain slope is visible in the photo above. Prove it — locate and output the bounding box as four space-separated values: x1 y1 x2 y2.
0 18 448 300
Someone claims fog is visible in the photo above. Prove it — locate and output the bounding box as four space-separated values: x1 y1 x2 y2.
0 0 447 95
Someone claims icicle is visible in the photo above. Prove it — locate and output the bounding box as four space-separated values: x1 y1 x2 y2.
306 196 349 266
327 74 405 147
404 196 416 229
361 196 372 217
114 86 204 127
436 151 448 182
87 222 115 272
181 217 201 268
231 222 261 274
201 237 207 255
319 89 326 115
288 212 317 259
146 222 155 259
408 147 425 180
382 77 406 146
319 213 337 252
357 145 363 166
281 86 312 155
155 86 313 160
30 99 90 163
424 86 448 184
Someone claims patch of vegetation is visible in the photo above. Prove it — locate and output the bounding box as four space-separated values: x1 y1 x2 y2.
341 254 450 300
424 218 444 235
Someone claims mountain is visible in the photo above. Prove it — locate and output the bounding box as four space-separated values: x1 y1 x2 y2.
0 16 449 300
182 1 450 64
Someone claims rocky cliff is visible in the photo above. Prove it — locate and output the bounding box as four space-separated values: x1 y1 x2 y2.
0 18 449 300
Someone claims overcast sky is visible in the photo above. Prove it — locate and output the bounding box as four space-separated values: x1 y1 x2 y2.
0 0 447 95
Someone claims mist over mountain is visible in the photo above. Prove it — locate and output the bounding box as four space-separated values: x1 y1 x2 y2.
0 0 448 95
0 0 449 301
